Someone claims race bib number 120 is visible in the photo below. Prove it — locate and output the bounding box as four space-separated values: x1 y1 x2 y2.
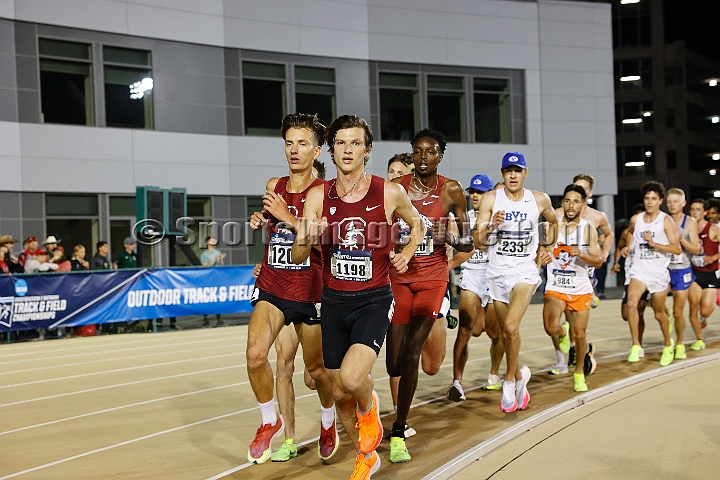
268 233 309 270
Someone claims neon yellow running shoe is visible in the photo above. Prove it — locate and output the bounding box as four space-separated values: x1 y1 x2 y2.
573 373 588 392
675 344 687 360
271 439 297 462
628 345 642 363
660 345 674 366
389 437 411 463
558 321 571 355
689 339 705 351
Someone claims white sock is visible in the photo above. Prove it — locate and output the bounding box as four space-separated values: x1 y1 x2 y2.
259 399 277 425
321 405 335 429
556 350 566 364
570 342 576 347
393 405 397 415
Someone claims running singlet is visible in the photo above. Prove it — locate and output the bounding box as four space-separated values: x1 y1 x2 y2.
462 208 489 272
695 222 719 272
321 175 392 291
631 211 670 274
668 214 691 270
390 174 449 283
546 219 593 295
254 176 325 303
488 188 540 271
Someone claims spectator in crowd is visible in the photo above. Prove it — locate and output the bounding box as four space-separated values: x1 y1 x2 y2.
91 241 111 270
312 159 326 180
52 246 72 272
201 236 226 328
387 153 413 181
25 251 59 273
18 236 45 267
113 237 138 269
0 235 23 273
42 236 61 257
70 245 90 270
0 244 9 273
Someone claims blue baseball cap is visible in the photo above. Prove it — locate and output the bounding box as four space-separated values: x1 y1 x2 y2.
466 174 494 193
501 152 527 170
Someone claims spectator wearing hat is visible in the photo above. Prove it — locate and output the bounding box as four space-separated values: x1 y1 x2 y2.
70 245 90 270
25 251 59 273
0 235 23 273
18 236 46 268
52 246 72 272
91 241 112 270
113 237 138 269
43 236 61 258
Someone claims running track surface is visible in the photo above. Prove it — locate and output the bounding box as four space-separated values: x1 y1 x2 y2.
1 297 718 479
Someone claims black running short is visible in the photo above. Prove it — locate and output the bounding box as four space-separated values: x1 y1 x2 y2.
250 287 320 326
321 285 393 370
621 285 651 305
692 269 719 289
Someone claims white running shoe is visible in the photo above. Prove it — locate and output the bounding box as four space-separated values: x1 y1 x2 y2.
500 380 517 412
638 347 645 358
548 363 569 375
483 373 502 390
447 379 466 401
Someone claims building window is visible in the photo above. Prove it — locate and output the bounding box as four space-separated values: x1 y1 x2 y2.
614 58 652 90
45 194 99 261
38 39 94 126
612 0 651 48
379 73 420 141
242 62 287 136
616 101 654 134
295 66 336 127
617 146 655 177
103 46 153 129
474 78 511 143
374 65 520 144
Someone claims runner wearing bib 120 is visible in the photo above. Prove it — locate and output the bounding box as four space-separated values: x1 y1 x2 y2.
543 184 602 392
621 181 681 366
474 152 557 414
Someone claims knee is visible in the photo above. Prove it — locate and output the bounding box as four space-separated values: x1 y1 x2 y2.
305 362 326 384
246 343 267 371
504 323 519 340
422 360 441 376
573 328 586 344
339 368 365 394
275 357 295 379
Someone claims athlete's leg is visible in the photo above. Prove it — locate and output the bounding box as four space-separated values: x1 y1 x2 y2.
421 318 446 375
625 279 649 346
671 289 689 345
569 309 590 375
499 283 536 381
246 302 287 403
337 344 380 451
452 289 482 382
650 289 672 347
298 323 334 408
700 288 718 319
386 323 407 410
543 295 568 351
688 282 704 341
395 315 436 427
274 324 300 441
638 299 647 345
484 303 504 376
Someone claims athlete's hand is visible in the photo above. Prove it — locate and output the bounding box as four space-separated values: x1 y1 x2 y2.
620 246 630 258
611 263 620 274
252 263 261 278
390 250 410 274
537 250 552 267
263 191 293 223
491 210 505 227
308 216 328 244
250 211 267 230
600 251 609 263
642 231 653 246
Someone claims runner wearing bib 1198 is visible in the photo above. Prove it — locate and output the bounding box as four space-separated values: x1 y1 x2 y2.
474 152 556 413
621 181 681 366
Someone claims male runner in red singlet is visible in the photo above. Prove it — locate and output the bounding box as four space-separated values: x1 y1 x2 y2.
246 113 335 465
292 115 423 480
384 129 473 463
688 198 720 347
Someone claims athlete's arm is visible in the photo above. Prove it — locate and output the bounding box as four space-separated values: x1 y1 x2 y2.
620 216 637 258
448 250 473 270
611 227 628 273
386 181 422 273
682 217 701 255
291 184 326 264
445 180 473 253
250 177 279 230
595 211 614 262
703 224 720 264
572 223 602 268
535 191 557 267
648 215 681 255
473 190 498 249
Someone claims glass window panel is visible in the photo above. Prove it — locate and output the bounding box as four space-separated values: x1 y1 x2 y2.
617 146 655 177
380 88 418 141
46 195 99 216
46 218 99 261
295 66 334 83
295 83 334 95
186 197 212 218
40 60 94 125
427 75 463 91
243 61 285 79
379 72 417 88
109 196 136 217
475 92 511 143
39 39 90 60
428 91 465 142
473 78 508 93
243 78 286 136
103 46 150 66
247 196 265 264
104 66 153 129
296 88 335 127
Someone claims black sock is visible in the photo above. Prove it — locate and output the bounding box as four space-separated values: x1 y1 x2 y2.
391 422 405 439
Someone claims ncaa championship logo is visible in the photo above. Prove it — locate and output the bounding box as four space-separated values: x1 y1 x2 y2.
0 296 14 328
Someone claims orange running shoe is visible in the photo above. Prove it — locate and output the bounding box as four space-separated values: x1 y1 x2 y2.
355 390 382 455
247 416 284 464
350 451 381 480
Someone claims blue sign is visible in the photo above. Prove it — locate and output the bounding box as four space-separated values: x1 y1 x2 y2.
0 266 256 332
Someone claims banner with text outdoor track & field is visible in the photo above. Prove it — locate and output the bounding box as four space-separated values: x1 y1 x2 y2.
0 266 256 332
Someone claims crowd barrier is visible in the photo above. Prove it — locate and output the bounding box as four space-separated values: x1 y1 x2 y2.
0 266 256 332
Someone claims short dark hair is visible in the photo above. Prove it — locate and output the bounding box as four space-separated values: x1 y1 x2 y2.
388 153 412 169
640 180 666 200
410 129 447 154
632 203 645 215
96 241 107 250
313 159 326 179
572 173 595 190
281 113 325 146
707 199 720 212
563 184 587 201
690 198 707 210
325 115 373 163
205 236 214 243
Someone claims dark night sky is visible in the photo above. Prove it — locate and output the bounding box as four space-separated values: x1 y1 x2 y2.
664 0 720 63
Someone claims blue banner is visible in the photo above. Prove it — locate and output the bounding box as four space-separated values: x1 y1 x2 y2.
0 266 256 332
